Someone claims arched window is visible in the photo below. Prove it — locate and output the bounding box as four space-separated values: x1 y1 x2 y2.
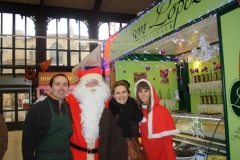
0 13 36 74
46 19 90 67
98 22 128 40
98 23 109 40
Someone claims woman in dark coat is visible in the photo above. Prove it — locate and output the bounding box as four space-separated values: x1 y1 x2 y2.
99 81 143 160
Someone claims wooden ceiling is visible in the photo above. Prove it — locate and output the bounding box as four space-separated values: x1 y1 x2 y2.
0 0 156 15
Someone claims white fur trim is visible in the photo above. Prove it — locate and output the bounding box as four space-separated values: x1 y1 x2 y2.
142 104 147 109
148 129 180 139
141 117 147 123
80 73 102 84
148 106 153 137
134 79 154 109
87 154 94 160
87 143 95 159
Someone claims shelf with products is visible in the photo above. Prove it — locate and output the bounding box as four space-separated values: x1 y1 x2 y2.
188 80 223 111
188 80 222 94
160 99 177 111
158 88 180 111
191 70 222 83
197 104 223 114
171 113 226 159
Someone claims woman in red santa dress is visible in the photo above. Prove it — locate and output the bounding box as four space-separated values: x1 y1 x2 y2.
67 67 110 160
134 79 180 160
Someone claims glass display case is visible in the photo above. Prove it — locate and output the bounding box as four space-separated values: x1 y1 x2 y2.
171 112 226 160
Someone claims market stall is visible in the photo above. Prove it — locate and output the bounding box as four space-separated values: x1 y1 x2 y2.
103 0 240 159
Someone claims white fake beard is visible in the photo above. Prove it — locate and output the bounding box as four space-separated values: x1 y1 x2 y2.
73 81 110 144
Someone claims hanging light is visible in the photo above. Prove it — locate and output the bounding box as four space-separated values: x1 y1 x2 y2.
190 33 219 62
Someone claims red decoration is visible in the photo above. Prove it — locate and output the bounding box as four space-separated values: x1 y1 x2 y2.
164 71 168 76
40 58 52 72
204 67 208 71
23 103 30 110
160 49 165 54
190 69 194 73
25 69 36 80
145 65 150 70
173 57 178 62
195 68 199 73
217 64 221 69
172 68 176 71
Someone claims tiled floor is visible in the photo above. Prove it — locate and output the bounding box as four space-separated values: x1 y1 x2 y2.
3 131 23 160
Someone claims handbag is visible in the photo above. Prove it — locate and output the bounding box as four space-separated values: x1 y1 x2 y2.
126 137 147 160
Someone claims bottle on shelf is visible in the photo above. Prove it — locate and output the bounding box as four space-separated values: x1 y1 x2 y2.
167 89 170 99
203 96 208 104
207 95 213 104
219 71 222 80
195 75 200 83
205 73 209 82
158 89 162 99
200 74 205 82
200 96 203 104
209 72 213 81
192 76 195 83
214 72 218 81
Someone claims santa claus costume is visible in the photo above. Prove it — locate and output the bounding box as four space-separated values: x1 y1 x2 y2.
67 67 110 160
134 79 180 160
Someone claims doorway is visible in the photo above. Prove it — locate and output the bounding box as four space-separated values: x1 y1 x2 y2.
0 91 30 131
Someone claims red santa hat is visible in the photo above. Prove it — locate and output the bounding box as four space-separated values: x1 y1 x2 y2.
77 66 103 83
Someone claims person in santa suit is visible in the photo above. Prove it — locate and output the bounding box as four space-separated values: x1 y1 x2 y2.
67 66 110 160
134 79 180 160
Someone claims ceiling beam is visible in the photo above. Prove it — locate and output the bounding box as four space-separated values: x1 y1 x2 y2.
0 1 136 23
92 0 103 12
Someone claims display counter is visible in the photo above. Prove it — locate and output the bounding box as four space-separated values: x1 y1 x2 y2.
171 113 226 160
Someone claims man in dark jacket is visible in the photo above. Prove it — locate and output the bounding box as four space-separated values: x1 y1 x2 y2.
0 113 8 159
22 74 73 160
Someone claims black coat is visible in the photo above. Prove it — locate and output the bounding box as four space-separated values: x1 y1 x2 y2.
99 108 140 160
22 94 72 160
99 97 143 160
0 114 8 159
